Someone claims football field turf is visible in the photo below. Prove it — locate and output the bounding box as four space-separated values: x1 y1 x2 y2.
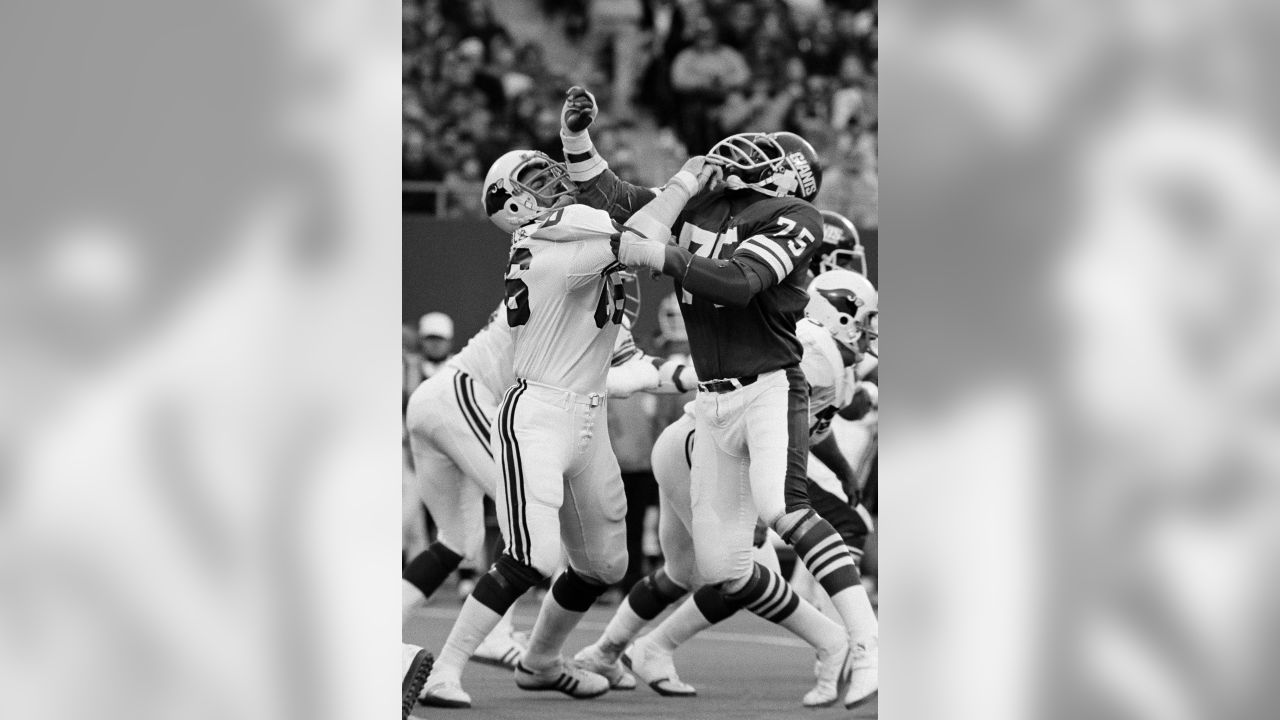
406 596 878 720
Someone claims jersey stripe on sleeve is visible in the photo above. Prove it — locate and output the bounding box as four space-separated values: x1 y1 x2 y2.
739 235 795 281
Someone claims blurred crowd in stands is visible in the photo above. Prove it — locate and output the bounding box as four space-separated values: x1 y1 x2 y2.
404 0 877 227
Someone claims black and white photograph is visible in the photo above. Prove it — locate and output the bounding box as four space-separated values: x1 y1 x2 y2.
3 2 1280 720
401 1 878 717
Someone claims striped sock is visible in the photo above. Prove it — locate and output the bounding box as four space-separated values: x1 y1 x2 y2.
732 564 800 623
781 511 860 604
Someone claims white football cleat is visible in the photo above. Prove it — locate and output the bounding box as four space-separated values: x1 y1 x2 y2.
621 636 696 697
402 645 434 720
844 637 879 709
418 677 472 709
572 643 638 690
802 636 851 708
514 657 610 699
471 627 527 669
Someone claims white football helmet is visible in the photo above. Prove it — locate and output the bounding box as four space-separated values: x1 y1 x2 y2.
482 149 576 233
806 269 878 354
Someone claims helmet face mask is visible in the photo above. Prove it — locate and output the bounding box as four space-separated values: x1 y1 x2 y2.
708 132 822 202
512 155 575 207
482 150 575 233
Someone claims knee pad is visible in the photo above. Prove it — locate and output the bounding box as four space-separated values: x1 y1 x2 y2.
691 584 736 624
551 567 611 613
402 541 463 598
627 568 688 621
471 554 544 614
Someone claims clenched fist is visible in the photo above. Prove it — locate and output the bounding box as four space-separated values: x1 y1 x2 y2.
561 86 598 134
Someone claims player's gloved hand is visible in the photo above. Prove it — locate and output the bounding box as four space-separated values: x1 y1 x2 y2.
561 86 598 134
610 229 666 272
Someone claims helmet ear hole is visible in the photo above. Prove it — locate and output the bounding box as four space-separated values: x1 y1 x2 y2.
508 202 519 212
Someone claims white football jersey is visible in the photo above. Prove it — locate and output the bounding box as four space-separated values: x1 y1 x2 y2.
504 204 627 395
447 301 515 399
798 317 853 443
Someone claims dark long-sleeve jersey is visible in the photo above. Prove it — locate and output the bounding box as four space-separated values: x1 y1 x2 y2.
575 168 824 380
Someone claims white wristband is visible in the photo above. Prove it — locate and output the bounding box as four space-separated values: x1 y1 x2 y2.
670 170 699 197
561 128 594 154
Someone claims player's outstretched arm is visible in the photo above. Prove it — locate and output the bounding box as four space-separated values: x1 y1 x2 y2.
610 157 717 269
560 86 657 221
606 353 698 398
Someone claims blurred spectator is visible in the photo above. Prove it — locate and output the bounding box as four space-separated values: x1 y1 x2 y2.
817 130 878 228
403 323 423 413
444 0 510 48
830 53 875 132
799 11 842 77
670 17 751 152
416 311 454 380
582 0 645 118
720 0 759 53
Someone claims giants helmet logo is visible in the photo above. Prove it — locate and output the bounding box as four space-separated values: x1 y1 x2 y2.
788 152 817 199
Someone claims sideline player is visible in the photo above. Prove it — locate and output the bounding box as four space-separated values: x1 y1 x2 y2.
419 149 718 708
561 87 877 707
573 270 879 705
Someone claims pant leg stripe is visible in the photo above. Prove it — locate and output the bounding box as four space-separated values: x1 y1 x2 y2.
502 380 531 562
498 380 527 562
509 379 529 558
453 373 491 458
458 375 493 455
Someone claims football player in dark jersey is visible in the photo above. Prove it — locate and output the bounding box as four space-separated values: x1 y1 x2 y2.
559 87 877 708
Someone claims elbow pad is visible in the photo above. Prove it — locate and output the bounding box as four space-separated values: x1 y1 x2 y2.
665 247 765 308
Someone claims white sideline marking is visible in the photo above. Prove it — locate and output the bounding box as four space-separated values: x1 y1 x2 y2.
414 607 809 648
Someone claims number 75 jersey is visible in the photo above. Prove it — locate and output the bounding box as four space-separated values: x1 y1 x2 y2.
503 204 629 396
673 193 825 379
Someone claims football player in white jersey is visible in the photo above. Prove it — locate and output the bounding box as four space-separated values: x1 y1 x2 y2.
403 307 695 673
571 269 880 706
420 149 718 709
